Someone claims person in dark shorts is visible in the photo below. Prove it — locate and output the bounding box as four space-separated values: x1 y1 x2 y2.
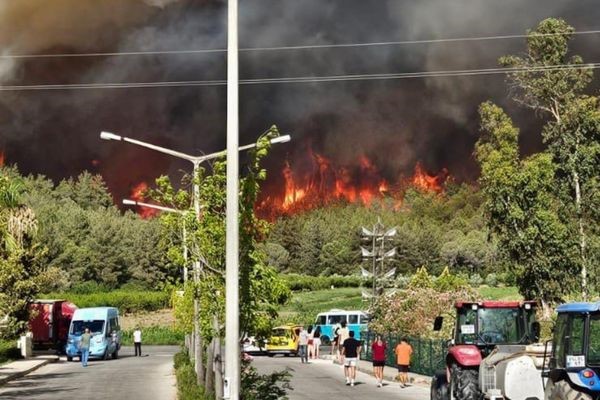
371 335 387 387
394 337 413 388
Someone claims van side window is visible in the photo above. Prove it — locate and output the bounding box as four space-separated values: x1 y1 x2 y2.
316 315 326 325
328 315 345 325
348 314 358 324
360 315 369 324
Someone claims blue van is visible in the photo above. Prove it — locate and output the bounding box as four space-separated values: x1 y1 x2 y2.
65 307 121 361
314 309 369 345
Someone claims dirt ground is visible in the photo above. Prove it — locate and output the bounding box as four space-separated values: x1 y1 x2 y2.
120 309 175 330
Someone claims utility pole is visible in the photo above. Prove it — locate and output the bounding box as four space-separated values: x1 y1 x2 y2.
360 217 396 306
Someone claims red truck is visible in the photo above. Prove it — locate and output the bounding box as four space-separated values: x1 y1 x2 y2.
28 300 77 352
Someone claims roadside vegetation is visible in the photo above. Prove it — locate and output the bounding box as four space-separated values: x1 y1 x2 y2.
0 340 20 365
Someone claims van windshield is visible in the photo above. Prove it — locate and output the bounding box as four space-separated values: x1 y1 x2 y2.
71 320 105 335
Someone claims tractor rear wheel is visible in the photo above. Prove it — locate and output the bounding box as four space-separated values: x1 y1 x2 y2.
546 380 592 400
450 364 480 400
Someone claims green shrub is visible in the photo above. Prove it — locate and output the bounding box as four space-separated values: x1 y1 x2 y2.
282 274 362 291
121 325 184 346
69 281 111 294
469 274 484 287
173 349 212 400
0 340 21 364
41 290 171 313
484 273 499 287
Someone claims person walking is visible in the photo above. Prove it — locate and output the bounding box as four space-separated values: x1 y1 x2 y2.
307 326 315 359
394 337 413 388
337 320 349 362
331 322 341 356
79 327 91 367
133 327 142 357
312 326 321 359
371 335 387 387
298 326 309 363
341 330 361 387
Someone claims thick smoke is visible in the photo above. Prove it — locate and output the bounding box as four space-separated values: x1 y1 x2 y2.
0 0 598 202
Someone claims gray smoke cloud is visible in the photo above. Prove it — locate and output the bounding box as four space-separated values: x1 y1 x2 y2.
0 0 598 201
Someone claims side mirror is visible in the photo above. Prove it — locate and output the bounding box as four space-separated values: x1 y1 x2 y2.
532 322 541 342
433 316 444 331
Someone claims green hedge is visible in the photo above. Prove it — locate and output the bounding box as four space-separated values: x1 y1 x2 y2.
174 349 212 400
121 326 184 346
41 290 170 313
282 274 362 291
0 340 20 365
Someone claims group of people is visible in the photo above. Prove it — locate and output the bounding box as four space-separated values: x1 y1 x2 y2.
77 327 143 367
297 325 322 363
300 319 413 388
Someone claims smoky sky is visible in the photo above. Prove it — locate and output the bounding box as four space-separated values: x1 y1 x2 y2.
0 0 599 202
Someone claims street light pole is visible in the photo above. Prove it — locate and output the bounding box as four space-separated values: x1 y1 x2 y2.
224 0 240 397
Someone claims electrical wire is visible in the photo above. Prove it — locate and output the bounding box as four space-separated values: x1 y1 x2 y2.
1 30 600 59
0 62 597 91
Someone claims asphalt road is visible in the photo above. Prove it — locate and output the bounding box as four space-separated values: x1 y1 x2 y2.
253 355 430 400
0 346 177 400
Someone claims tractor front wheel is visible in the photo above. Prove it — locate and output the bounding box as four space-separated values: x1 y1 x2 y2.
546 380 592 400
450 364 480 400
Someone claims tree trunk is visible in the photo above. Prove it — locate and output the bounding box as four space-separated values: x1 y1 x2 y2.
204 336 215 393
573 170 588 300
194 298 205 384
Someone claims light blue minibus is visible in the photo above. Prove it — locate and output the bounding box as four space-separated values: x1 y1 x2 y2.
314 309 369 345
65 307 121 361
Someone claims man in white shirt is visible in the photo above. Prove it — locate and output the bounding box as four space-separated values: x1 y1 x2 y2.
298 327 309 363
133 327 142 357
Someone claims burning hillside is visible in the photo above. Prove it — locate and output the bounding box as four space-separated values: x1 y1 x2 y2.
257 148 448 218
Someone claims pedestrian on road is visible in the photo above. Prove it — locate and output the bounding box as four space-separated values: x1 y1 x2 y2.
298 326 309 363
371 334 387 387
337 320 349 363
134 327 142 357
79 327 91 367
312 326 321 359
331 322 341 356
307 325 315 359
341 330 361 387
394 337 413 388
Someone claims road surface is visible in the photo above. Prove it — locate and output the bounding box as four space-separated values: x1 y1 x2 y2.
253 355 430 400
0 346 177 400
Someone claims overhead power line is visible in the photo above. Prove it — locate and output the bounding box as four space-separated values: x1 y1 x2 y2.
1 29 600 60
0 62 598 91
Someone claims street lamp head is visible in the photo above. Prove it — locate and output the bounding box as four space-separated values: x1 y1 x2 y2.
122 199 137 206
100 131 122 141
269 134 291 145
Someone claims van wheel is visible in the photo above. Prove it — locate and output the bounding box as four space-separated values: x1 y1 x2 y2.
320 336 331 346
67 356 73 362
112 349 119 359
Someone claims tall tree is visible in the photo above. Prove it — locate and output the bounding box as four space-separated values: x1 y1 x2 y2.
475 102 578 312
500 18 600 298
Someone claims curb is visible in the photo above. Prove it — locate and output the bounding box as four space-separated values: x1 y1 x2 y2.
0 356 59 386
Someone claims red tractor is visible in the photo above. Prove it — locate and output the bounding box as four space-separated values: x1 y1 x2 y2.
430 301 540 400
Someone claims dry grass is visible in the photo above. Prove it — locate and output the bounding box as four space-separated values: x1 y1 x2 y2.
120 309 175 330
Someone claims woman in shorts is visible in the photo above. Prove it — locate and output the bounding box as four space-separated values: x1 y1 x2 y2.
371 335 387 387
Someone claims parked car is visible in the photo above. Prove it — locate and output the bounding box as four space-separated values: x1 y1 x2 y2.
65 307 121 361
266 325 302 357
28 300 77 353
242 336 265 355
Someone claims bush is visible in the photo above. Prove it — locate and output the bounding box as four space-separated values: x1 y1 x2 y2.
282 274 362 291
241 359 291 400
0 340 21 364
484 273 499 287
174 349 211 400
121 325 184 346
469 274 484 287
41 290 171 313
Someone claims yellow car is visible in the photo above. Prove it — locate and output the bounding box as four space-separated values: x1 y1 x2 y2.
266 325 302 357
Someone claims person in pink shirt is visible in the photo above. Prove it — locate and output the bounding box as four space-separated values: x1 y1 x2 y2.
371 335 387 387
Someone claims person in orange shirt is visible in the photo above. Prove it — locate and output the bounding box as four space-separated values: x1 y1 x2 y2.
394 337 413 388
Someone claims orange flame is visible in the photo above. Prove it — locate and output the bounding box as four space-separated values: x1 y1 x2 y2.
130 182 159 219
258 148 449 218
0 151 4 167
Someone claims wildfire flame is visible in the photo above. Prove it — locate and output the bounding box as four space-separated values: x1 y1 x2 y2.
130 182 160 219
258 149 448 218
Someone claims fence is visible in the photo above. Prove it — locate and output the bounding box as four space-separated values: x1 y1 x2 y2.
362 331 448 376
